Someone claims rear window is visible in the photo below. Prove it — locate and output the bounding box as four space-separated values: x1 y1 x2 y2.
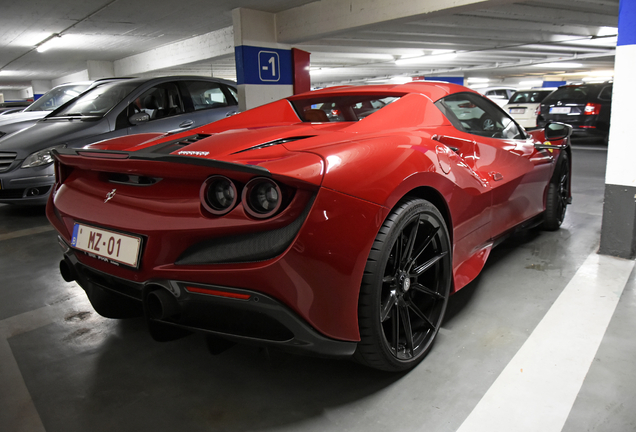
290 95 400 122
509 90 553 104
545 85 601 102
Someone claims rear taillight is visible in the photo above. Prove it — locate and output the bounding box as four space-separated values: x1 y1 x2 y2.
584 102 601 115
200 175 238 215
242 177 282 219
535 105 541 116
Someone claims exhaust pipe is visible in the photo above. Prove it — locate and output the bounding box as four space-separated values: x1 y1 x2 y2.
146 289 181 320
59 259 75 282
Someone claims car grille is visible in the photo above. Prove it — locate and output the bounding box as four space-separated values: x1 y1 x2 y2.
0 152 17 172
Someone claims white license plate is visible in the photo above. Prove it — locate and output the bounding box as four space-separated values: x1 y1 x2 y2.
71 223 142 268
510 108 525 114
550 107 571 114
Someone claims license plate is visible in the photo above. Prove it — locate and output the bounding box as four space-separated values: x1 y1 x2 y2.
550 107 571 114
510 108 525 114
71 223 142 268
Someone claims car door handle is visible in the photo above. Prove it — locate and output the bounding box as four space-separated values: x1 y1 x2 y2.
179 120 194 128
226 111 238 117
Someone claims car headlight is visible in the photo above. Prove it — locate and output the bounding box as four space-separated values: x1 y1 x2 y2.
21 145 66 168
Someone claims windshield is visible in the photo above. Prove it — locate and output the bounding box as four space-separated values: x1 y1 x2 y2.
53 82 138 117
508 90 553 104
25 84 90 112
290 94 401 122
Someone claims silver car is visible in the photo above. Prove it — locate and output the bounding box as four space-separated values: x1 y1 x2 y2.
0 76 237 205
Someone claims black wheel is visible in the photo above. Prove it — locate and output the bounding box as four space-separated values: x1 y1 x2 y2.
354 198 452 372
543 154 569 231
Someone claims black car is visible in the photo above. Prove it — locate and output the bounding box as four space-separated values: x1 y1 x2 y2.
0 76 237 205
537 82 612 142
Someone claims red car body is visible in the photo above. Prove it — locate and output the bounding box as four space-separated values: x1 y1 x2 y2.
47 82 571 371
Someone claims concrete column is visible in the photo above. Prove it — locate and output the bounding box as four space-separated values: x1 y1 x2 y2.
30 80 52 100
87 61 115 80
599 0 636 259
232 8 295 111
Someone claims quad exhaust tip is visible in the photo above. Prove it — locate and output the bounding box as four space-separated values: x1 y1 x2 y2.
146 289 181 320
59 259 75 283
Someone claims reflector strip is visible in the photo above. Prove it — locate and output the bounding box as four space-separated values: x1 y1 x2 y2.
185 286 251 300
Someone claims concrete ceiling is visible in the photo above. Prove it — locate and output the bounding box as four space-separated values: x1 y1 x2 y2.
0 0 618 92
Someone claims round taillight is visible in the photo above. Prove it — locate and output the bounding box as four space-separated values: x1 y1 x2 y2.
242 177 282 219
200 175 237 215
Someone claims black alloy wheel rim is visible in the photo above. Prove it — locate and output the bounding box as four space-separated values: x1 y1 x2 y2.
379 212 450 361
557 170 569 223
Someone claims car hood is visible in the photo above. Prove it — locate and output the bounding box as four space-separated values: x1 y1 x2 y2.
0 111 47 134
0 118 104 159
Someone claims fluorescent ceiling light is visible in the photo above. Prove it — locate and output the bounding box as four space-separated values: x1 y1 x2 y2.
395 52 457 66
519 80 544 86
36 34 61 53
467 77 489 83
431 50 455 56
532 62 583 68
582 76 612 82
389 76 412 84
597 26 618 37
395 55 427 66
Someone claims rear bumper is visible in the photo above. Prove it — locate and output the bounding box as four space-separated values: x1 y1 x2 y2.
60 242 358 358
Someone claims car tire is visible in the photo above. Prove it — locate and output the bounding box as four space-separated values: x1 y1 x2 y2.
354 197 452 372
542 154 569 231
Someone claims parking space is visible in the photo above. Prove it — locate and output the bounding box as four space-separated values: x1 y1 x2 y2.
2 146 634 432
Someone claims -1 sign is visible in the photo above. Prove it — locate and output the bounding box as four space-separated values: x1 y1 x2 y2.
258 51 281 82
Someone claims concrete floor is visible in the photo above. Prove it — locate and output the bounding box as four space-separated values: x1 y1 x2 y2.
1 141 634 432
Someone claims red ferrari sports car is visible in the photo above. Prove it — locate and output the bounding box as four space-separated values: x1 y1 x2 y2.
47 82 571 371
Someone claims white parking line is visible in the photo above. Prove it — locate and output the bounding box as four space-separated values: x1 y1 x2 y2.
455 252 635 432
0 225 54 242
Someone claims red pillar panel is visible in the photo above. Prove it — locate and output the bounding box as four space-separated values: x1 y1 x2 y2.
292 48 311 95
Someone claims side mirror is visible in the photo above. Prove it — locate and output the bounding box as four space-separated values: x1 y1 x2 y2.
545 121 572 141
534 121 571 150
129 112 150 125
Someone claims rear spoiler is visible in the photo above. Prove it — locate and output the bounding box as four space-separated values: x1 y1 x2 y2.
52 148 270 176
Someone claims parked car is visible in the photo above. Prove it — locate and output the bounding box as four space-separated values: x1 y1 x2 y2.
47 82 572 372
0 101 30 116
537 82 612 142
503 88 555 128
0 79 124 140
0 76 237 205
475 86 517 107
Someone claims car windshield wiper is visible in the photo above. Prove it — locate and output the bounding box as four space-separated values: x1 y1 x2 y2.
47 112 101 119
